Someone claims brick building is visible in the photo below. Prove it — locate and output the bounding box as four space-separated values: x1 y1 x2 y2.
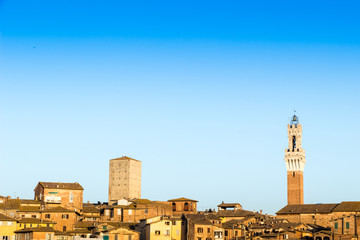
34 182 84 211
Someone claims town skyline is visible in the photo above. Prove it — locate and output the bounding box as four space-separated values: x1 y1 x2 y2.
1 0 360 216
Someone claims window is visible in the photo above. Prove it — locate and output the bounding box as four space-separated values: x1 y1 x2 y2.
155 231 160 235
45 214 51 219
128 235 132 240
69 193 74 203
235 231 238 236
115 234 118 240
208 228 210 233
225 230 228 237
62 214 69 219
31 215 36 218
172 203 176 211
197 238 202 240
172 221 176 225
103 226 107 230
128 209 132 215
63 226 67 232
197 228 203 233
145 209 148 214
292 136 296 151
184 202 189 211
284 234 288 239
105 210 109 216
165 230 170 236
335 222 338 229
117 209 121 215
165 221 170 225
346 222 350 229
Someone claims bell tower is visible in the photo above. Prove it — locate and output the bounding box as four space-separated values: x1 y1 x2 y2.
285 114 306 205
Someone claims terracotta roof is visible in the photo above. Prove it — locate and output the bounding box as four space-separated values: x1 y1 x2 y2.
20 199 41 205
74 221 96 228
276 204 338 215
18 218 55 224
218 203 242 207
332 202 360 212
15 227 55 233
18 206 41 212
222 219 244 229
185 214 214 225
0 213 16 221
83 206 100 213
217 209 255 217
69 229 92 234
205 214 222 221
110 156 140 162
168 197 198 202
40 206 75 213
0 199 21 210
38 182 83 190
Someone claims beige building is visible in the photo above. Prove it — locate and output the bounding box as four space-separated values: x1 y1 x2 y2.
109 156 142 204
285 114 306 205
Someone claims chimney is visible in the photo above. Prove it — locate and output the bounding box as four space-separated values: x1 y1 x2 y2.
260 210 263 214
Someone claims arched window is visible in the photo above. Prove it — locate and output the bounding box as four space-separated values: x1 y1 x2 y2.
292 136 296 151
184 202 189 211
172 203 176 211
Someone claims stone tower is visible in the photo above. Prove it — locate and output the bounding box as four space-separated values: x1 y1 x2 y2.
285 114 306 205
108 156 142 204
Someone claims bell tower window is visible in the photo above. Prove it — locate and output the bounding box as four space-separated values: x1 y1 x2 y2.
292 136 296 151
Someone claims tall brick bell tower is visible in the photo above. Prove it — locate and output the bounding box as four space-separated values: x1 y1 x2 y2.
285 114 306 205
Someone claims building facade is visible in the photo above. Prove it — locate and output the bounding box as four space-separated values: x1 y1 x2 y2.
109 156 142 204
285 114 306 205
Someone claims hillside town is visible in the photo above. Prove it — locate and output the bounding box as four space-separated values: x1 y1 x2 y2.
1 115 360 240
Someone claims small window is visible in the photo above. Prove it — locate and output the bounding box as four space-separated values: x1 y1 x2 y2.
31 215 36 218
197 228 203 233
335 222 338 229
128 209 132 215
165 221 170 225
45 214 51 219
69 193 74 203
172 221 176 225
225 230 228 237
63 226 67 232
145 209 148 214
346 222 350 229
103 225 107 230
155 231 160 235
235 231 238 236
62 214 69 219
197 238 202 240
208 228 210 233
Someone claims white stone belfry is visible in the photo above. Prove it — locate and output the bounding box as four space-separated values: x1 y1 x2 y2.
285 115 306 171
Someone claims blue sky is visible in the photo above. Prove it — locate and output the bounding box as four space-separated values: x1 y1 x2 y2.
0 0 360 214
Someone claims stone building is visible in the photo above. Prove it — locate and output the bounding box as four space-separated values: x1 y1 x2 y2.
109 156 142 204
285 114 306 205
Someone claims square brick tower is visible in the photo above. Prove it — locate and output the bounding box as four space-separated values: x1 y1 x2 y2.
284 114 306 205
108 156 141 204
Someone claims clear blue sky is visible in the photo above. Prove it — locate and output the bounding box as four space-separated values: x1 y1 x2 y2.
1 0 360 214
